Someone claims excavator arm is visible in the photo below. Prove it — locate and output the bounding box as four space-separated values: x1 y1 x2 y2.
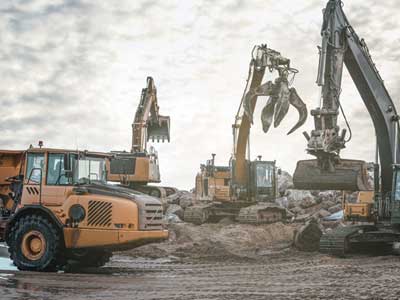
131 77 170 153
232 45 307 189
294 0 400 194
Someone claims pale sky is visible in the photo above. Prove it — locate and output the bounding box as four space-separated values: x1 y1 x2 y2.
0 0 399 190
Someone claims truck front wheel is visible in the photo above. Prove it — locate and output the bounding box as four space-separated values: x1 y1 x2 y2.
8 215 62 271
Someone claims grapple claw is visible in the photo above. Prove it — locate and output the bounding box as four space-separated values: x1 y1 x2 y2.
287 87 308 135
244 81 274 124
261 96 277 133
273 79 291 128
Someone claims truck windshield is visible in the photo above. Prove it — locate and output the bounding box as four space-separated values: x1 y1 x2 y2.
256 164 274 188
72 156 107 184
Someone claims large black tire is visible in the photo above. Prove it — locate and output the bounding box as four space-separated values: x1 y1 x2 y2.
66 249 112 269
8 215 62 271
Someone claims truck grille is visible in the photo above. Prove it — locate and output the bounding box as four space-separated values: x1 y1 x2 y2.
87 200 112 227
141 203 164 230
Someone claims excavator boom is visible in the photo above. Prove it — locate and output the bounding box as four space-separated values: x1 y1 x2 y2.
132 77 170 153
294 0 400 193
233 45 307 188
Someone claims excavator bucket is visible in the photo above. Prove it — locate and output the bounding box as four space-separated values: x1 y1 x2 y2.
293 159 371 191
147 115 170 143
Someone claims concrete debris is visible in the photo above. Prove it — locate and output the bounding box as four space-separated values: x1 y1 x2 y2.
317 208 331 218
328 204 342 214
165 204 184 220
286 189 313 202
165 213 183 224
125 222 296 260
277 170 294 195
166 190 195 209
150 171 348 258
293 220 322 252
294 213 312 223
299 195 317 209
321 199 335 210
275 196 289 208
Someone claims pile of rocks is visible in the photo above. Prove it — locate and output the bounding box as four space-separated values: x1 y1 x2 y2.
162 190 195 223
158 171 346 253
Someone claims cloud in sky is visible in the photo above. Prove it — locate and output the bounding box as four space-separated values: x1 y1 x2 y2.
0 0 399 189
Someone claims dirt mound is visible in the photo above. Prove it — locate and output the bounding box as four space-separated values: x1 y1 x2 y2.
125 222 297 260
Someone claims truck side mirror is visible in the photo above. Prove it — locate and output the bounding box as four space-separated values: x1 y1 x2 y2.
64 153 72 172
277 168 282 175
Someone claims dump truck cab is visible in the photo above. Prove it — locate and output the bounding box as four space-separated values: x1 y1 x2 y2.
0 147 167 271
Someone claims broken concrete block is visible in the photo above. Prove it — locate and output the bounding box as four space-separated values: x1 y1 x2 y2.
300 195 317 209
294 220 322 252
321 200 335 210
328 204 342 214
166 204 184 220
318 209 331 218
278 171 294 195
294 213 312 223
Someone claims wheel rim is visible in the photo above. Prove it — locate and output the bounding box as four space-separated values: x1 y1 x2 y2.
21 230 46 260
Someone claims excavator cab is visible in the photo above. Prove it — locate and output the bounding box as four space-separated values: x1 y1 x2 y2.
249 160 277 202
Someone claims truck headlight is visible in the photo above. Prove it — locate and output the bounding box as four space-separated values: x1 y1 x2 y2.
69 204 86 223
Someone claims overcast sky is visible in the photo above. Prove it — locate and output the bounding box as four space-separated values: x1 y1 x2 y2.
0 0 399 190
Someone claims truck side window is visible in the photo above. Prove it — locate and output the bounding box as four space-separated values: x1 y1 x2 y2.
26 153 44 184
47 154 69 185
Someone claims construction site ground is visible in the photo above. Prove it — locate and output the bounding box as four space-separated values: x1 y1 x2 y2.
1 222 400 300
2 252 400 300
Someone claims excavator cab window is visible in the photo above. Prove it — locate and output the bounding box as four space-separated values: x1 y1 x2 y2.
393 167 400 201
255 163 273 188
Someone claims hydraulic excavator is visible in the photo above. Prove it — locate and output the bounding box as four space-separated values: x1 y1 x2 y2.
106 77 177 199
293 0 400 255
185 45 308 224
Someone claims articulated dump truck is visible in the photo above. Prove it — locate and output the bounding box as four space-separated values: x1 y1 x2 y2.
0 147 167 271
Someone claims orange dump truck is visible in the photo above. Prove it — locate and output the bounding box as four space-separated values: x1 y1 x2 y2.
0 147 168 271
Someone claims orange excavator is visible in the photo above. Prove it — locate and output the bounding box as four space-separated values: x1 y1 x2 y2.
185 45 307 224
106 77 177 199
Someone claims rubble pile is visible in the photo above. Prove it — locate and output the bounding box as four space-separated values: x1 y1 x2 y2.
125 221 296 260
131 172 346 259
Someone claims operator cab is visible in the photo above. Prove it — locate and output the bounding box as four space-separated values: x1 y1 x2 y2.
249 160 277 202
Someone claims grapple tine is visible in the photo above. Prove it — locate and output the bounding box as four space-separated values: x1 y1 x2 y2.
287 87 308 135
261 96 277 133
244 81 274 124
273 80 290 128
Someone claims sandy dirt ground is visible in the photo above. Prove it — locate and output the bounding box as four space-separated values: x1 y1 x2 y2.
1 222 400 300
1 251 400 300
